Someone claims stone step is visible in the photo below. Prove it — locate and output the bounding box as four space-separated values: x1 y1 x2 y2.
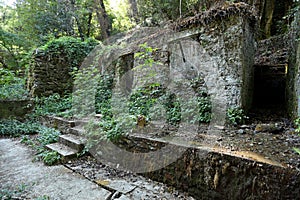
69 127 85 136
59 134 87 152
74 119 89 127
46 142 79 161
74 115 102 127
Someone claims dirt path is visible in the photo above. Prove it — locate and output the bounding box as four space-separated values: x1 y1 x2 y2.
0 138 112 200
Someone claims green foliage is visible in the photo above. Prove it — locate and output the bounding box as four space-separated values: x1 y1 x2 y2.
0 183 28 200
163 94 181 125
0 68 29 100
0 120 40 137
36 127 60 147
128 83 211 125
41 36 98 70
0 84 29 100
35 196 50 200
106 0 135 34
33 93 72 118
134 42 161 69
294 117 300 133
293 147 300 155
128 83 164 118
0 118 60 166
0 27 28 69
0 68 22 84
84 113 136 147
15 0 76 44
226 107 248 125
19 124 61 165
137 0 199 24
181 96 212 124
38 150 61 166
72 66 102 118
95 73 115 117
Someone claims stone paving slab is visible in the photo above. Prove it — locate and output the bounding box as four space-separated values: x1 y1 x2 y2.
0 139 111 200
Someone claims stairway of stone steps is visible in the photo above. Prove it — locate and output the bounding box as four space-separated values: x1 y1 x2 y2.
45 116 99 162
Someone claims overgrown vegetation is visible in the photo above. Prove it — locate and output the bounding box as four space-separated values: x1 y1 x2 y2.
0 120 40 137
0 119 61 165
226 106 248 126
0 183 50 200
0 183 28 200
71 42 212 143
294 117 300 133
39 37 99 70
0 68 29 100
32 94 73 118
21 125 61 165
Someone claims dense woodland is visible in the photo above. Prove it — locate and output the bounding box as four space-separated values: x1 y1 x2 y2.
0 0 298 73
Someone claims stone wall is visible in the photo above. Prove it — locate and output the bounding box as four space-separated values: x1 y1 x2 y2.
28 38 98 97
28 50 74 96
287 8 300 118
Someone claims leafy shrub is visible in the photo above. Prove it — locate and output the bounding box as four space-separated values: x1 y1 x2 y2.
0 84 30 100
294 117 300 133
84 114 137 149
95 73 115 118
41 36 99 70
128 83 164 119
38 150 61 166
0 120 41 137
0 68 29 100
37 127 60 147
0 68 22 85
0 184 28 200
1 119 62 165
128 83 211 125
33 93 72 118
20 124 61 165
226 107 248 125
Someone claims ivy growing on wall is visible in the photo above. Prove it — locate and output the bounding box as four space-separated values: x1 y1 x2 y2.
40 36 99 71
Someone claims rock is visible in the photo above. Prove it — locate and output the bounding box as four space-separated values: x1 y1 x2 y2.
214 125 225 130
240 125 250 129
254 123 283 134
237 129 245 134
285 128 296 135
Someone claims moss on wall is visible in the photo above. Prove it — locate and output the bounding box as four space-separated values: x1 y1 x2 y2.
28 37 98 97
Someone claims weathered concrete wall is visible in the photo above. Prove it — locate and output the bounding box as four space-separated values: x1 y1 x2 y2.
168 15 255 118
124 13 255 125
90 134 300 200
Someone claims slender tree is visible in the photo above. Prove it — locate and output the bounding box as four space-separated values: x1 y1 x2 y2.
128 0 139 23
94 0 111 40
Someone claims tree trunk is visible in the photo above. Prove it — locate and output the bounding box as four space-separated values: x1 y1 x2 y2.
261 0 275 38
69 0 84 41
94 0 111 40
86 11 93 38
128 0 139 23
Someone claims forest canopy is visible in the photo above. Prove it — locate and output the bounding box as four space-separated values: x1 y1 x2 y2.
0 0 299 73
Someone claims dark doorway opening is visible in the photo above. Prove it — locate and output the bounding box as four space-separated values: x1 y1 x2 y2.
251 64 287 118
